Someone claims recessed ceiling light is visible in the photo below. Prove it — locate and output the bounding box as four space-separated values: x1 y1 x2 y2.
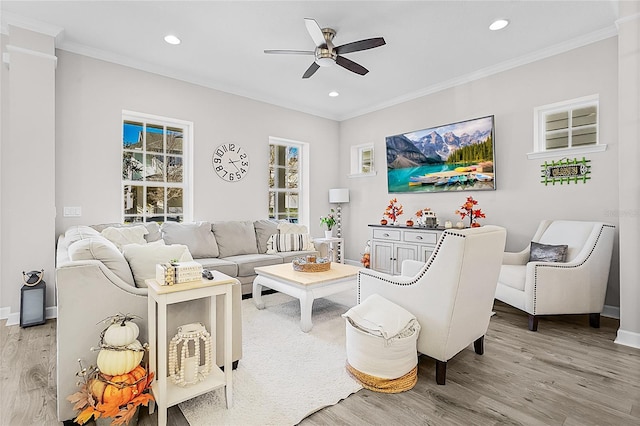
164 34 181 45
489 19 509 31
329 91 339 97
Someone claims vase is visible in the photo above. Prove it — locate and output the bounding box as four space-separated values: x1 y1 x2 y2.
324 230 333 239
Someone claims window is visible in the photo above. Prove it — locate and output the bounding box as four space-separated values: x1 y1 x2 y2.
349 143 376 177
269 139 302 223
529 95 606 159
122 111 192 223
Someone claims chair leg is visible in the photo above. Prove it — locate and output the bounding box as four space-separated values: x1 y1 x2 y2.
528 314 539 331
435 360 447 385
589 313 600 328
473 336 484 355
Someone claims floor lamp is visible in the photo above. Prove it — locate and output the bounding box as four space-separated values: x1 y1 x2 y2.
329 188 350 261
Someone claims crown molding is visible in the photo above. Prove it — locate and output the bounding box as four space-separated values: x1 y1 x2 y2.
337 24 619 121
0 11 64 41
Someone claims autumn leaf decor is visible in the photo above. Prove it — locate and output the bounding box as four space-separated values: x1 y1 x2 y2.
67 314 155 425
383 198 404 225
455 196 486 228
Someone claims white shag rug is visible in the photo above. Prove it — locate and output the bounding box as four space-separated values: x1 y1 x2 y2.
179 288 363 425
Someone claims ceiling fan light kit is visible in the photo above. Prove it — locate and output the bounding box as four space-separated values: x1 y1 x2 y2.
265 18 385 79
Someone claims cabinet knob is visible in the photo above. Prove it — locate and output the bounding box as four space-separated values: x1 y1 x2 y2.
416 235 423 240
383 233 390 237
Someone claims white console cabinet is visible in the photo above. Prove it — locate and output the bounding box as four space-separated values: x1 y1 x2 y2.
369 225 443 275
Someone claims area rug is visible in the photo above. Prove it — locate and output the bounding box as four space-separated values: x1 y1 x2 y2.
178 288 363 425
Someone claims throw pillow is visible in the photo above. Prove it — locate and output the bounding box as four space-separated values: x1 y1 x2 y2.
64 225 102 245
266 233 315 254
253 219 280 254
101 225 149 250
122 242 194 287
91 222 161 242
212 221 258 258
276 222 308 235
68 237 136 286
529 241 568 263
161 221 219 258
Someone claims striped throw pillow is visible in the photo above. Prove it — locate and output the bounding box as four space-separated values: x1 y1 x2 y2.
266 233 315 253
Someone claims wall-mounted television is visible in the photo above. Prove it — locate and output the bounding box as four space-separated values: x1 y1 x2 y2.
386 115 495 193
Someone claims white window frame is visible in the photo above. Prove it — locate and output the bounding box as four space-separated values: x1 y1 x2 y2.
528 94 606 160
349 143 376 177
121 110 193 223
268 137 309 226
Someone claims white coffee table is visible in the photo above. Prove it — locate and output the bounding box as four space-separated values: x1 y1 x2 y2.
253 262 361 332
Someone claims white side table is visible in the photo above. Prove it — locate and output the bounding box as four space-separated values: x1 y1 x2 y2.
146 272 236 426
313 237 345 263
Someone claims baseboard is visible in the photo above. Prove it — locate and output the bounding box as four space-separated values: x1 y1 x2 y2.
615 329 640 350
602 304 620 319
3 306 58 327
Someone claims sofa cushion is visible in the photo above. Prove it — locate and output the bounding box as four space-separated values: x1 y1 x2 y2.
223 254 283 277
122 241 193 287
212 221 258 258
64 225 101 245
194 258 238 278
68 237 136 286
101 225 149 250
498 264 527 291
275 249 319 264
266 233 315 254
529 241 568 263
254 219 280 254
91 222 162 242
161 221 220 258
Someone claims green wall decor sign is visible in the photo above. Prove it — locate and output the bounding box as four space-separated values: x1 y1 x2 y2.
541 157 591 185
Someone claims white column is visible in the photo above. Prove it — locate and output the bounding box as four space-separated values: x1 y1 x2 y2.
616 1 640 349
1 24 58 322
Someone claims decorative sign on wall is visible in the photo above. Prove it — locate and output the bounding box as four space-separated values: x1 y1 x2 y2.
541 157 591 185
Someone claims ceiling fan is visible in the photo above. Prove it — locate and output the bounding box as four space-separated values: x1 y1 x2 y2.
264 18 386 79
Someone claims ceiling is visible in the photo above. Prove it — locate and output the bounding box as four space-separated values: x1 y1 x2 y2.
1 1 619 121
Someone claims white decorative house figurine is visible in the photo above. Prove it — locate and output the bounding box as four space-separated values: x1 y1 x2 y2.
168 323 213 386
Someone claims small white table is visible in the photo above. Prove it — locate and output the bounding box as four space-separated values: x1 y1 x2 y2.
313 237 345 263
253 262 361 332
146 272 236 426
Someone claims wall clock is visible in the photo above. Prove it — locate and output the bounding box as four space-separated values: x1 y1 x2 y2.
212 143 249 182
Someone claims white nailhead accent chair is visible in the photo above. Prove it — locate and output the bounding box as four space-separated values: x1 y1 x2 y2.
357 225 507 385
496 220 615 331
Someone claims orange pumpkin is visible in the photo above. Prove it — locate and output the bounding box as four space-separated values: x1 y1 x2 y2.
90 366 146 407
406 219 414 227
380 219 388 225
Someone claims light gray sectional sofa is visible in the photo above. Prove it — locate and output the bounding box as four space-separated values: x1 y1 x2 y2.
55 219 319 422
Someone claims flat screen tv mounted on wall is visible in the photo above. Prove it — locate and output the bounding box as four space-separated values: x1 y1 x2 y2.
385 115 496 193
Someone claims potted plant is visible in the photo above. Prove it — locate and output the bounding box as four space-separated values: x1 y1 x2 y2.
455 196 486 228
320 209 336 238
383 198 403 225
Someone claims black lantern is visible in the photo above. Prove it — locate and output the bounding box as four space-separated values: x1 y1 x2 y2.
20 269 46 327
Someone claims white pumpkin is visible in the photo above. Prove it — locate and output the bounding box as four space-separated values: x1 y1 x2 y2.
103 320 139 347
97 340 145 375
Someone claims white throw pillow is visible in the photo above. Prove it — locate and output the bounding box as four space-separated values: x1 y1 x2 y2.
276 222 308 235
68 237 136 286
101 225 149 250
266 233 315 254
122 242 194 287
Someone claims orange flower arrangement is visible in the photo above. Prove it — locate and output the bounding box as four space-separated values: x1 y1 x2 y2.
383 198 403 224
455 196 486 228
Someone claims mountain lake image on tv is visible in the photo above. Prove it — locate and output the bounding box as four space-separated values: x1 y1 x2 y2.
386 115 495 193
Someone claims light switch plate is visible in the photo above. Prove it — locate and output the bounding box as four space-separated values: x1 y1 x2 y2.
63 206 82 217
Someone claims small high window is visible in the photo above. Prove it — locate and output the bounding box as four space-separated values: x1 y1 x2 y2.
529 95 606 159
350 143 376 177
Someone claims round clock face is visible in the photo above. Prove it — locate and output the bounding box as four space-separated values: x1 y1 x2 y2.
212 143 249 182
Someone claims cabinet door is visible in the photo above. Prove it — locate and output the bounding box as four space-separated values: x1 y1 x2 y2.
394 243 419 275
419 245 435 262
371 241 394 274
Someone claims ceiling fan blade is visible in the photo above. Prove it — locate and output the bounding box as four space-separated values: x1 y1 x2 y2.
264 50 314 55
336 56 369 76
304 18 326 47
302 62 320 79
335 37 386 55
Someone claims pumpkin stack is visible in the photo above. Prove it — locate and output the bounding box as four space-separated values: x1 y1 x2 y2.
90 315 148 410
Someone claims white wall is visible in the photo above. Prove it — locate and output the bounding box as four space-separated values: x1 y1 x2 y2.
338 37 621 307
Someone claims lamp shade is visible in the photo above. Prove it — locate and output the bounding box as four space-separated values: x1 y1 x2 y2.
329 188 350 203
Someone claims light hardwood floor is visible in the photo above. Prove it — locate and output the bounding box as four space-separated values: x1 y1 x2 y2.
1 302 639 425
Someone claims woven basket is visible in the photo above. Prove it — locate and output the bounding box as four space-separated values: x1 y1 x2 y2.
346 362 417 393
292 260 331 272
